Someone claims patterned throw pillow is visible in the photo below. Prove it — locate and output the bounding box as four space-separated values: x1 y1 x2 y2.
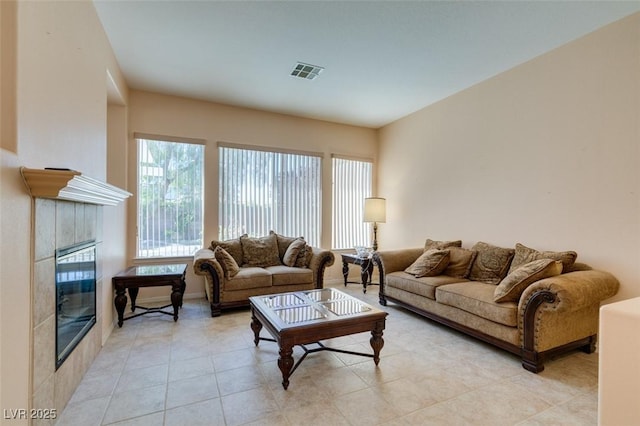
508 243 577 275
405 249 451 278
424 239 462 251
240 234 281 267
210 237 243 265
468 242 515 285
213 246 240 279
294 244 314 268
443 247 478 279
494 259 563 303
270 231 303 261
282 238 306 267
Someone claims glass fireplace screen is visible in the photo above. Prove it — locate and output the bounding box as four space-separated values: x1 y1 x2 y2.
55 240 96 369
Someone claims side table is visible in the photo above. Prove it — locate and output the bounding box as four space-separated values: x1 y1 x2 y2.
112 263 187 327
341 253 377 293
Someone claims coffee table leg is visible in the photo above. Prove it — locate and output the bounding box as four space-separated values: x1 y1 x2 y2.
278 343 294 390
250 309 262 346
114 286 127 328
370 326 385 365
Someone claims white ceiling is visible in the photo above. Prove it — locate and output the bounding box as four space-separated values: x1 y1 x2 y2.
94 1 640 129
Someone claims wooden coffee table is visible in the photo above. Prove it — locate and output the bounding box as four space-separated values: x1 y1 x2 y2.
249 288 388 389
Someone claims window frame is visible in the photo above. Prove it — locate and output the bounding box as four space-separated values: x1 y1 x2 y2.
134 133 205 259
331 155 373 250
218 142 323 246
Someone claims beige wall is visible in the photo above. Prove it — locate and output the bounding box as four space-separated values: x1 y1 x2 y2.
378 13 640 302
126 90 378 299
3 0 637 417
0 0 128 418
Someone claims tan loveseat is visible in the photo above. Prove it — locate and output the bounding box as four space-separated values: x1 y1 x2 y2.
194 232 335 317
374 239 619 372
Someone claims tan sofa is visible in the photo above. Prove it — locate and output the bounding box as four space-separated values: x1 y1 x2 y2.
194 232 335 317
374 239 619 372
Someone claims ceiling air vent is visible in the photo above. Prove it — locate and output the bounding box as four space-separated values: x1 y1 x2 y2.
290 62 324 80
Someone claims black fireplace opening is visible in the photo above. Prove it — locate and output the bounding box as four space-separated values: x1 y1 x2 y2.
55 240 96 370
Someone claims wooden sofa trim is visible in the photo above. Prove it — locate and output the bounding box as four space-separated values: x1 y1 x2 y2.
380 292 595 373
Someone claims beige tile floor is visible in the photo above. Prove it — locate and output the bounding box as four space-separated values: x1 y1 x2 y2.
56 282 600 425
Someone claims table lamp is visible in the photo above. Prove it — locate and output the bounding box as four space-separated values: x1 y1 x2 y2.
363 197 386 251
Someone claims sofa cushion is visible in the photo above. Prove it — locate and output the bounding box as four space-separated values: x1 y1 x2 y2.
225 267 272 291
210 237 243 265
508 243 577 275
405 249 450 277
282 238 306 267
424 238 462 250
443 247 478 279
436 282 518 327
240 234 281 267
386 271 468 300
468 242 515 285
494 259 563 303
213 246 240 279
266 265 314 286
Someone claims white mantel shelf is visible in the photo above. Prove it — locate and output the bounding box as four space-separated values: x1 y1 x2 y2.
20 167 131 206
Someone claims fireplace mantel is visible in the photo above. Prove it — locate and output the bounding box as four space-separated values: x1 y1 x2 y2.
20 167 131 206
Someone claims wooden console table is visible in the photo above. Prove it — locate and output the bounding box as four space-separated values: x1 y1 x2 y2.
112 263 186 327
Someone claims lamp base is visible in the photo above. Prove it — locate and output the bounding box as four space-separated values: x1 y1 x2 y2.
372 222 378 252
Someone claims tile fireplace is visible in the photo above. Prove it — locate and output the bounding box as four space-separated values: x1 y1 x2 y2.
21 168 131 420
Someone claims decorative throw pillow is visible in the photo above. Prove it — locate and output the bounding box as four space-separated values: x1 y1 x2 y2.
468 242 515 285
213 246 240 279
210 237 243 265
508 243 577 275
424 239 462 251
494 259 563 303
270 231 303 261
443 247 478 279
240 234 281 267
294 243 314 268
282 238 306 267
405 249 450 278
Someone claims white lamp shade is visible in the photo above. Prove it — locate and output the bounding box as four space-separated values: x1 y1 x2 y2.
363 197 386 223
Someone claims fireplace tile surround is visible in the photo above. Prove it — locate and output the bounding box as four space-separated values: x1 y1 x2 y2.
31 198 104 424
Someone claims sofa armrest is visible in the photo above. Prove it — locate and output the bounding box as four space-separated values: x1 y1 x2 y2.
193 248 225 312
308 247 335 289
519 269 620 316
374 248 423 275
193 248 224 279
518 269 619 366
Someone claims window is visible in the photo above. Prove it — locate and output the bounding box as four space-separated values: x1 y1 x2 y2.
219 145 321 246
332 157 372 249
136 137 204 257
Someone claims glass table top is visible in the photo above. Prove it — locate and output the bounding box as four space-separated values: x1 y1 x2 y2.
257 288 374 325
124 264 187 276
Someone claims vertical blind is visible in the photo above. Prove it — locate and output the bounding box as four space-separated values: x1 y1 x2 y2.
137 138 204 257
332 157 372 249
219 146 321 246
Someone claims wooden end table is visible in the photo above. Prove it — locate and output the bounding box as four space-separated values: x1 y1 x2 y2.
341 253 377 293
112 263 187 327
